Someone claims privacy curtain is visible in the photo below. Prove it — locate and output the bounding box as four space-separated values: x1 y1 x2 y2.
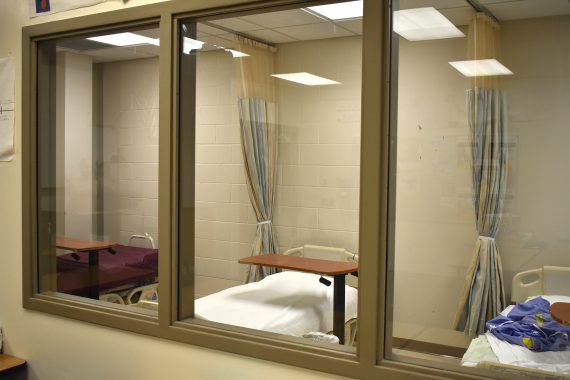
453 13 508 336
235 37 280 282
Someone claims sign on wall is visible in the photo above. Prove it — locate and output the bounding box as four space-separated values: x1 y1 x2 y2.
29 0 109 17
0 57 14 162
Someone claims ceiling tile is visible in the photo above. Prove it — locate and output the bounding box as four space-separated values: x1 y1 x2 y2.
478 0 523 4
240 8 325 29
90 46 158 63
209 18 264 33
486 0 570 21
335 19 363 35
275 22 354 41
200 34 238 50
399 0 472 9
440 6 475 26
245 29 297 44
134 28 160 39
197 23 228 36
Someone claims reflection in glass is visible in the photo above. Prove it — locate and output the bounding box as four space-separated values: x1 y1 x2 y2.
178 2 361 348
36 26 160 313
388 0 570 377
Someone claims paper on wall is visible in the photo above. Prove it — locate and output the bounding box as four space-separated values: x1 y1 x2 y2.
0 57 15 162
29 0 109 18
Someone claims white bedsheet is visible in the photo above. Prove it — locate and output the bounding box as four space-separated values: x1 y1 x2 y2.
463 295 570 374
195 271 358 337
485 332 570 374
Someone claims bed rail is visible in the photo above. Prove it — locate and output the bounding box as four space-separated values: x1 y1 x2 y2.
284 245 358 289
511 266 570 303
128 233 155 249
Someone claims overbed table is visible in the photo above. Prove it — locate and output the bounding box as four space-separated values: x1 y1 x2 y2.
56 236 116 299
551 302 570 326
239 254 358 344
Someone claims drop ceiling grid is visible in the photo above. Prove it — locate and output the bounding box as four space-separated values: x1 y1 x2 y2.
200 7 360 44
485 0 570 20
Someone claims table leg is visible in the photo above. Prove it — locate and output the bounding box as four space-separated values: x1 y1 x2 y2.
333 275 346 344
87 250 99 299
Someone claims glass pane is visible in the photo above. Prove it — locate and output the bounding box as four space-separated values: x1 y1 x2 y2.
178 1 362 348
37 25 160 312
387 0 570 377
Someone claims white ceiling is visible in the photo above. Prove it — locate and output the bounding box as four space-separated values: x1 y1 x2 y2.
197 7 362 49
198 0 570 47
61 0 570 61
402 0 570 26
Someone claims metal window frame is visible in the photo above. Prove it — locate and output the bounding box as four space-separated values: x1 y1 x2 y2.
21 0 494 379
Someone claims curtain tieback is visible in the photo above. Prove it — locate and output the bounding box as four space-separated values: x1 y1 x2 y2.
257 220 272 225
478 236 495 241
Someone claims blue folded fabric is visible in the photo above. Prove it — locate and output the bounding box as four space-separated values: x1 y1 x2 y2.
486 297 570 352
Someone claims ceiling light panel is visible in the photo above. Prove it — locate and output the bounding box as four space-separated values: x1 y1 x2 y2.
272 72 340 86
394 7 465 41
226 49 250 58
449 59 514 77
87 32 159 47
306 1 363 20
183 37 205 54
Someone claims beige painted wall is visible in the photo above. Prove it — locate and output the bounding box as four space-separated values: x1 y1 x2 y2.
274 37 361 256
194 49 253 298
102 57 160 248
393 15 570 348
0 0 351 379
194 36 361 298
56 52 94 240
498 15 570 293
393 32 474 348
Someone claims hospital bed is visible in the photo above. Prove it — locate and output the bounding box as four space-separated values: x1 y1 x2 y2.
56 234 158 299
461 266 570 376
132 245 359 345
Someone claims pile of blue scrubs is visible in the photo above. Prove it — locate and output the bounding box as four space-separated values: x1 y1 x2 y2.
486 297 570 352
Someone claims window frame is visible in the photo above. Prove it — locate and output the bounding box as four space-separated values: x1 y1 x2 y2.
21 1 488 379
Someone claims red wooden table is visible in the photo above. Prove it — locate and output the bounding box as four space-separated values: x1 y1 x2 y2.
551 302 570 326
56 236 116 299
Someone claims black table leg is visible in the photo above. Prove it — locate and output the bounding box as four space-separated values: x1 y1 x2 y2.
333 274 346 344
87 250 99 299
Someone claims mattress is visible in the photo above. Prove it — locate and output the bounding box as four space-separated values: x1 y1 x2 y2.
195 271 358 337
57 266 156 296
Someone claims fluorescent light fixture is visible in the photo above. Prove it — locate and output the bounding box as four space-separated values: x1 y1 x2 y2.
449 59 514 77
226 49 249 58
87 32 159 47
393 7 464 41
271 72 340 86
183 37 205 54
207 43 249 58
307 0 363 20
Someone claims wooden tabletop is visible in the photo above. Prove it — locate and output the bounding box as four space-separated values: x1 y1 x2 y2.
0 354 26 373
56 236 116 252
551 302 570 326
239 254 358 276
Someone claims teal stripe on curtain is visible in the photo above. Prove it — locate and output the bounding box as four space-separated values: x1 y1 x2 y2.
453 87 508 336
238 97 280 282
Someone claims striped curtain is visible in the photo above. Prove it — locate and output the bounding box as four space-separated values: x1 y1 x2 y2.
453 87 508 336
239 97 280 282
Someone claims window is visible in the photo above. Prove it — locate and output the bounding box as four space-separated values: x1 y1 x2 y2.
34 24 160 312
23 4 375 376
386 0 570 378
177 6 362 348
23 0 568 379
